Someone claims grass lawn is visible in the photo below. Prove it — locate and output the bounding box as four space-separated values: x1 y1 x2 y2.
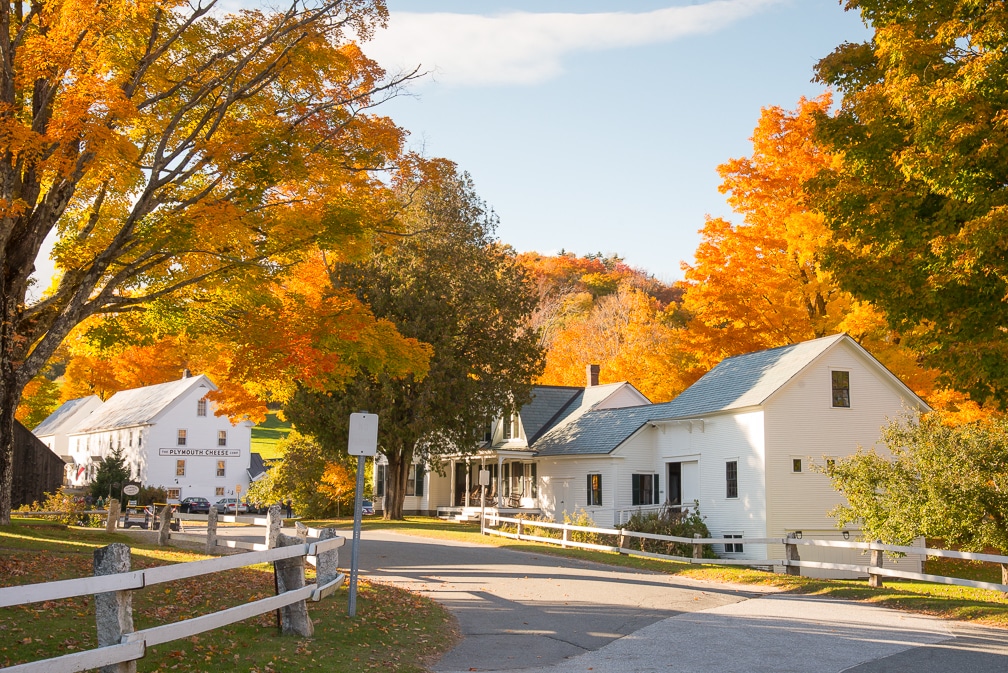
250 412 292 460
305 515 1008 629
0 519 458 672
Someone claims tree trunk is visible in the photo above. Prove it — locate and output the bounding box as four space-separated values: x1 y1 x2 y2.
382 444 413 521
0 371 23 525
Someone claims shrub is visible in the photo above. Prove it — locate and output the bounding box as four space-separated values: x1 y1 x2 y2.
17 488 101 527
622 503 717 558
563 508 619 546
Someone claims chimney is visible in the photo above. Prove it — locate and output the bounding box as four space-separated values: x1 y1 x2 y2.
586 364 600 387
182 368 192 379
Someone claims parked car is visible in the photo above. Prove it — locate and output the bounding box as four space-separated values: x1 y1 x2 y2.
245 501 269 515
360 499 375 516
214 497 248 514
178 497 211 514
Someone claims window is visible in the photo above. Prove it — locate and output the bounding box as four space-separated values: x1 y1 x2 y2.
406 464 426 497
166 488 181 500
587 473 602 506
176 460 186 476
215 487 225 496
726 461 738 499
376 464 386 497
218 430 227 447
631 473 659 506
792 458 803 473
128 431 133 448
216 460 226 477
502 413 513 440
832 370 850 407
197 398 207 416
177 429 187 446
723 533 744 553
530 463 537 498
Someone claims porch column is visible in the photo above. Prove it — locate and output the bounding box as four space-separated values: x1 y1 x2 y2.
497 455 505 507
449 458 456 508
464 459 471 508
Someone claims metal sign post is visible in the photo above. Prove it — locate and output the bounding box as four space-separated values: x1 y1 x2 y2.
347 411 378 617
479 469 490 534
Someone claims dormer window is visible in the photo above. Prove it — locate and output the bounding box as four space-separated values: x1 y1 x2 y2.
502 413 512 440
832 371 850 408
502 413 519 440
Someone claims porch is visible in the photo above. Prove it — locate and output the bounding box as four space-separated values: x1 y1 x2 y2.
443 451 540 515
436 504 542 522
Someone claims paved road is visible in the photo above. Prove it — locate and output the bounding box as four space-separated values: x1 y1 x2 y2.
189 525 1008 672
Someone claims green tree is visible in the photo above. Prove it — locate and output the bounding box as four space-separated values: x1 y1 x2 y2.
811 1 1008 407
825 412 1008 583
245 431 340 518
0 0 418 523
89 446 131 505
287 161 544 519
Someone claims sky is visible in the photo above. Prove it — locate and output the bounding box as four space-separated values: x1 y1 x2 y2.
361 0 873 282
27 0 873 295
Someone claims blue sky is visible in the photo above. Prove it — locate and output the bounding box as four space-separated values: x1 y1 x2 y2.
27 1 872 295
365 0 872 281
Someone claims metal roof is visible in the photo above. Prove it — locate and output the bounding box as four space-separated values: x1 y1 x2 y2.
71 375 216 433
32 395 102 437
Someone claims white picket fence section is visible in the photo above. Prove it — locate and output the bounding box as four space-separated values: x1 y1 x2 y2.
484 514 1008 594
0 527 345 673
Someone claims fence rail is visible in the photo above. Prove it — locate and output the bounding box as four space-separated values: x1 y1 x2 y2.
484 514 1008 594
0 505 346 673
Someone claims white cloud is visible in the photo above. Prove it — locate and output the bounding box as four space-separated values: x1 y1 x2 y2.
365 0 784 87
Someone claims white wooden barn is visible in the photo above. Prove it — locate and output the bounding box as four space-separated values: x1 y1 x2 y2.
36 373 253 502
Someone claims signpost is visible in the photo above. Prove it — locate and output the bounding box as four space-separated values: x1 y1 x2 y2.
479 469 490 534
347 411 378 617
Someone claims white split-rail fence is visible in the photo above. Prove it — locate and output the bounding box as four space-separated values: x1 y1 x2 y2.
0 505 346 673
484 513 1008 594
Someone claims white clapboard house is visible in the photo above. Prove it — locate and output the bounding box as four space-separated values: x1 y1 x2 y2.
379 334 929 577
36 372 253 502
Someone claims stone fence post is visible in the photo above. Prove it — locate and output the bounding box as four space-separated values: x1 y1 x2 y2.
692 533 702 560
105 500 120 534
316 528 341 588
265 504 282 549
157 506 171 546
785 533 801 576
206 507 219 554
94 543 135 673
275 533 313 637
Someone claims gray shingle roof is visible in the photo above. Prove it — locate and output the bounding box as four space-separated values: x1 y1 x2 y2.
518 386 582 444
654 334 847 419
32 395 101 437
533 335 849 456
72 375 216 433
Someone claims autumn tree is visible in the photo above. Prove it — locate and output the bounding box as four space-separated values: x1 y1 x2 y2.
14 374 60 429
681 96 851 370
245 432 341 517
539 283 692 402
287 162 544 519
825 412 1008 583
812 1 1008 407
678 96 948 405
519 251 688 401
0 0 422 522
